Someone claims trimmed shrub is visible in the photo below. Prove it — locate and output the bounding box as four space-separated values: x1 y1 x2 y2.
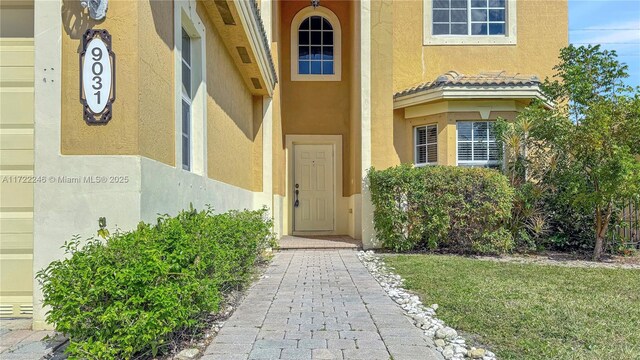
368 165 514 254
36 207 274 360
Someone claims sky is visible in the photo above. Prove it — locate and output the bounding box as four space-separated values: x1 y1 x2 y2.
569 0 640 88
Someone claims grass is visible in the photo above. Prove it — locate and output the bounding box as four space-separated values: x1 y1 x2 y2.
384 254 640 360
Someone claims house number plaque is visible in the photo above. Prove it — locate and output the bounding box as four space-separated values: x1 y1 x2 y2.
80 29 115 123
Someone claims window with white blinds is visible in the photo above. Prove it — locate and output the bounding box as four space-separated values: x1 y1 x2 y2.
415 125 438 165
457 121 499 167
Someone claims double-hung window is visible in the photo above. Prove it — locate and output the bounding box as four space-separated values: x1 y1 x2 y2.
181 28 192 171
457 121 499 167
433 0 506 36
415 125 438 166
425 0 516 45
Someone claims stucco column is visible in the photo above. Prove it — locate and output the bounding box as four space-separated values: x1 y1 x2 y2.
360 0 376 249
259 97 274 212
259 0 275 226
361 0 394 249
32 0 62 330
32 0 142 330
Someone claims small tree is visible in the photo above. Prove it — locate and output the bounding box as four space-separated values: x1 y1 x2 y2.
528 45 640 259
494 115 553 251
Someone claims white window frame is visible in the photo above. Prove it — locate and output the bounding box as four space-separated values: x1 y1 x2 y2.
181 28 193 171
414 124 438 166
181 96 192 170
456 121 500 167
423 0 517 45
290 6 342 81
174 0 207 175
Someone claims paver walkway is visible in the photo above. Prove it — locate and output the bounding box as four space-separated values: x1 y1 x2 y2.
203 250 443 360
0 318 66 360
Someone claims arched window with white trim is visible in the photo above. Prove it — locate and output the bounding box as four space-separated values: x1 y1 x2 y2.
291 6 342 81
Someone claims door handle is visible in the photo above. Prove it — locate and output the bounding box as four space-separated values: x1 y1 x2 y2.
294 183 299 207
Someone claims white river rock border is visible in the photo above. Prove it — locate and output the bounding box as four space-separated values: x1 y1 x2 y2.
357 250 498 360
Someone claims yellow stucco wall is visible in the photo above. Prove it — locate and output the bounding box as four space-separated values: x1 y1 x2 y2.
58 0 263 191
279 0 354 196
271 49 286 196
392 0 569 93
252 95 264 192
199 2 260 191
348 0 361 195
272 86 285 197
370 0 398 171
271 2 285 197
138 0 175 166
60 0 140 156
369 0 566 173
60 0 174 166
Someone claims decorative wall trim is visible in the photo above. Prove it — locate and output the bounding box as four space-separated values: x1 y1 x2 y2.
403 99 524 119
394 85 549 109
236 0 278 93
290 6 342 82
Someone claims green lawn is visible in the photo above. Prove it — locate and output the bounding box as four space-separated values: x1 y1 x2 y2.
384 255 640 360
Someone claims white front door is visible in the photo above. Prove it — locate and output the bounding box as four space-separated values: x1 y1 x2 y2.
294 144 334 231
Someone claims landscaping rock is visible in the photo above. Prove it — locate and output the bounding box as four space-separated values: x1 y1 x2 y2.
175 348 200 360
357 250 498 360
436 327 458 340
442 345 455 359
468 348 486 358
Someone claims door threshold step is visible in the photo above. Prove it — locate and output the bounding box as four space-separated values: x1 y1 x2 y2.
278 235 362 250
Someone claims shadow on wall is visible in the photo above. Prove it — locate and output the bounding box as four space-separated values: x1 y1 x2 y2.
62 0 259 142
61 0 98 49
199 1 261 142
149 0 173 49
62 0 174 54
150 0 260 142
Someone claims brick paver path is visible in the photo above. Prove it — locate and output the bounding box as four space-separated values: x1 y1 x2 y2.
203 250 443 360
0 319 66 360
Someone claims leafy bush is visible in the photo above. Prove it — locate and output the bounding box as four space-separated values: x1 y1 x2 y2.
36 207 274 360
540 181 598 251
368 165 514 254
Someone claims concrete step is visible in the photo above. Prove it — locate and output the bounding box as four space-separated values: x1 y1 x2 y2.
278 236 362 250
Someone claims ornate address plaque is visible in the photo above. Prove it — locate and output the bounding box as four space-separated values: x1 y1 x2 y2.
80 29 116 124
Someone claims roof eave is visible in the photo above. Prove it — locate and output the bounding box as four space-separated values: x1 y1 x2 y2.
202 0 277 96
235 0 278 96
393 85 553 110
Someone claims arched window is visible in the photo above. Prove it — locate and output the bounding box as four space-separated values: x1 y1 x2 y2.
291 7 341 81
298 16 334 75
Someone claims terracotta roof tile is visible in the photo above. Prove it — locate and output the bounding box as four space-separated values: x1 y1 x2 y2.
394 71 540 98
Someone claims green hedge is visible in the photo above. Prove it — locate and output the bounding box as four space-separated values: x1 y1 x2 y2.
36 207 274 359
368 165 514 254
